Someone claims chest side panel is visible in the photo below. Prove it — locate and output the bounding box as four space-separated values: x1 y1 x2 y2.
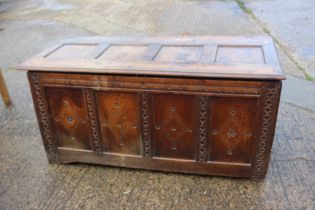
208 97 258 163
45 88 92 150
151 94 197 160
96 92 141 155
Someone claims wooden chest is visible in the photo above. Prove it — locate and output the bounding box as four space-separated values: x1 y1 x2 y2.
17 36 284 179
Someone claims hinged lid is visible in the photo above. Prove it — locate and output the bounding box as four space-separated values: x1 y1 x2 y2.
16 36 285 80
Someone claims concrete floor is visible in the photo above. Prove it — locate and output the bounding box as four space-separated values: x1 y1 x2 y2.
244 0 315 79
0 0 314 209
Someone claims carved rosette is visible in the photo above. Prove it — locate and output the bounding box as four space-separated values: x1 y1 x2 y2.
84 89 102 153
141 93 151 157
198 96 209 162
253 87 277 179
29 72 58 162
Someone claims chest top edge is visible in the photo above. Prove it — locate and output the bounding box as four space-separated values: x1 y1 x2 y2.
17 36 285 81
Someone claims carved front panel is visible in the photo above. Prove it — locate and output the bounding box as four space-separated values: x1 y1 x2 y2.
152 94 197 160
96 92 141 155
208 98 258 163
45 88 92 150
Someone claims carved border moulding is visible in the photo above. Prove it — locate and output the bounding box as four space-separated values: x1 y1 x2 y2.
198 96 209 162
253 87 277 179
141 93 152 157
29 72 59 162
43 78 259 95
84 89 102 153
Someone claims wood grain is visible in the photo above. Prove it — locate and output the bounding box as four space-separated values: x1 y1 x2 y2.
17 36 285 80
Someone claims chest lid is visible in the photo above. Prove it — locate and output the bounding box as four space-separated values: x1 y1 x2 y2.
16 36 285 80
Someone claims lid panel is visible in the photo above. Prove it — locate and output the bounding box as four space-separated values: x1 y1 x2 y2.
16 36 285 80
99 45 148 61
153 45 203 63
215 46 265 64
46 44 97 59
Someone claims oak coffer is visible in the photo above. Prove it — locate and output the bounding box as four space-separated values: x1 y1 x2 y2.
17 36 285 179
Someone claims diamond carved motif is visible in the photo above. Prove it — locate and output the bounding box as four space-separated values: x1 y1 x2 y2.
54 99 87 129
226 128 238 138
157 107 191 150
212 108 254 156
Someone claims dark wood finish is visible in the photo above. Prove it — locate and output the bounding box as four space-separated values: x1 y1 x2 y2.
152 94 197 160
20 36 284 179
209 97 258 164
45 88 92 150
96 92 141 155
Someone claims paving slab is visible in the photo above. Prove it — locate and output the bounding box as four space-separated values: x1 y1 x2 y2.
1 0 263 36
282 75 315 113
244 0 315 79
0 19 93 70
